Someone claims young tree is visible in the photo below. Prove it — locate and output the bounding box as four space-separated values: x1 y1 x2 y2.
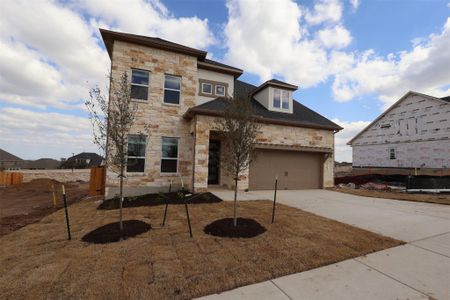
85 71 142 236
216 96 261 227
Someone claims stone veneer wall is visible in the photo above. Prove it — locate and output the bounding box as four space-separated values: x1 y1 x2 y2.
17 169 91 183
106 40 198 192
192 115 335 191
106 40 336 194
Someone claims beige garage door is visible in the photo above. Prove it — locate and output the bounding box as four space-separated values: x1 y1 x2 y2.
249 149 323 190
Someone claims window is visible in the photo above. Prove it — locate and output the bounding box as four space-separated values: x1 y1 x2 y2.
127 135 146 172
161 137 178 173
273 89 289 109
282 90 289 109
198 80 228 97
164 75 181 104
131 69 149 100
201 82 212 95
389 148 396 160
215 84 225 96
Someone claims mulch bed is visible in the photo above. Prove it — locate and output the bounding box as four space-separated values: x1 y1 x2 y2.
97 191 221 210
81 220 151 244
204 217 267 238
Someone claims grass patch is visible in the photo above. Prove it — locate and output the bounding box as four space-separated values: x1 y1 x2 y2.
98 191 222 210
0 199 403 299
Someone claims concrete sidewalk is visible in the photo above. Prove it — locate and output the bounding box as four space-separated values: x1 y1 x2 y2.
199 189 450 299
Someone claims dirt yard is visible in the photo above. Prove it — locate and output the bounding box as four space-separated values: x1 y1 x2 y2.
0 179 88 237
0 198 402 299
331 187 450 205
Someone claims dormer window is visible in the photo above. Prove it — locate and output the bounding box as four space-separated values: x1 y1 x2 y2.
273 89 289 110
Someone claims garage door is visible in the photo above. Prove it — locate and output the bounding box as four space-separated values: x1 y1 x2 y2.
249 149 323 190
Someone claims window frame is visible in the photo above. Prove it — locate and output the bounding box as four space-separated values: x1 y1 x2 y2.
201 82 213 95
215 84 226 97
161 137 179 174
198 79 228 97
126 134 147 173
130 69 150 101
163 74 182 105
272 88 290 110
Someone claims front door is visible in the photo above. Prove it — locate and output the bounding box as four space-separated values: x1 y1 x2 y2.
208 140 221 185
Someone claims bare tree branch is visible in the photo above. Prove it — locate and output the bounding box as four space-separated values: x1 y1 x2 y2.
215 96 261 226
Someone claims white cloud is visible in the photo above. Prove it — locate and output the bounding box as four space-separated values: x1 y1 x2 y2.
75 0 216 49
0 0 215 159
224 0 352 88
332 17 450 108
332 119 370 162
349 0 360 10
305 0 343 25
0 108 97 160
316 25 352 48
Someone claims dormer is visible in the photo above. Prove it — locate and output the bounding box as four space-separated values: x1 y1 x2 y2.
253 79 298 114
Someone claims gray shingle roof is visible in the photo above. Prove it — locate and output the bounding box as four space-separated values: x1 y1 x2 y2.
185 80 342 131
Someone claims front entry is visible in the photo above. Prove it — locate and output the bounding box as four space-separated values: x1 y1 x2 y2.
208 140 221 185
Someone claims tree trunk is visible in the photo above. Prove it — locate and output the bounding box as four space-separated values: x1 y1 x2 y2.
119 161 124 237
233 173 238 227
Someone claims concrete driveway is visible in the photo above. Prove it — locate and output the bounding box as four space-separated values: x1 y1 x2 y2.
202 189 450 299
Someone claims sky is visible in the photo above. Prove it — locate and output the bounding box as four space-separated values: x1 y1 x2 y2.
1 0 449 162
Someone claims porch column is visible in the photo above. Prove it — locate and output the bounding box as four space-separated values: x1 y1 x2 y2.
193 117 210 192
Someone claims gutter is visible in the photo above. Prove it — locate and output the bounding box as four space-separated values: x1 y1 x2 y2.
184 108 343 132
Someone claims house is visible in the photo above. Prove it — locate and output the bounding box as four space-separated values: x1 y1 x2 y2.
0 149 61 170
100 29 342 196
348 91 450 170
61 152 104 169
0 149 23 170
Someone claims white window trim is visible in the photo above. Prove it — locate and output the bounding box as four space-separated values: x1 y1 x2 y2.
201 82 213 95
215 84 225 96
163 74 182 105
272 88 290 110
126 135 147 173
161 137 179 174
130 69 150 101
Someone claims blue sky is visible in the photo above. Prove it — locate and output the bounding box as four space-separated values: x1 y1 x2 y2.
0 0 449 162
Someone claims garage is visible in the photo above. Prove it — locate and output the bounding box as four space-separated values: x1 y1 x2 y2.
249 149 323 190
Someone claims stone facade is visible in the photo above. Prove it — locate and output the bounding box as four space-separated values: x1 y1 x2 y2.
191 115 335 191
105 39 336 196
108 40 197 192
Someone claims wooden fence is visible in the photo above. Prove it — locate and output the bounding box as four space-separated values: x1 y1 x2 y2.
89 166 106 196
0 172 23 186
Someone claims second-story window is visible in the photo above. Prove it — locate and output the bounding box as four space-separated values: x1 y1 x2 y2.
164 75 181 104
201 82 213 95
131 69 149 100
273 89 289 110
215 84 225 97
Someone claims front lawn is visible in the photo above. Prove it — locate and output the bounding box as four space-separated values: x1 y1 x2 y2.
0 197 402 299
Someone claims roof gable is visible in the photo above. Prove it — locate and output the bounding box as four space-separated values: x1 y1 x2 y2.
185 80 342 131
347 91 450 145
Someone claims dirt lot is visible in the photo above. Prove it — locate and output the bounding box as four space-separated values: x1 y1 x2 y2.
331 187 450 205
0 179 88 237
0 198 402 299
